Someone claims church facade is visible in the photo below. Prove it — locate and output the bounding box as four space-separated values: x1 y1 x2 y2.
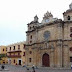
25 3 72 67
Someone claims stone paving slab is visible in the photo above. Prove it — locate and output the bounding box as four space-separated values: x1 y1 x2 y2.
0 65 72 72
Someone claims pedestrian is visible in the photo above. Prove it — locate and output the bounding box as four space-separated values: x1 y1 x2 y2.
32 65 35 72
71 65 72 69
1 65 5 70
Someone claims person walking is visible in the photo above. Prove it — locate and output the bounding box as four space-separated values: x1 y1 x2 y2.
71 65 72 69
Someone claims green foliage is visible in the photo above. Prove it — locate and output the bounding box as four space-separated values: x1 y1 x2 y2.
0 54 7 60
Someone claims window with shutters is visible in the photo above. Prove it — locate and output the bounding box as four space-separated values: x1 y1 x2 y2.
29 58 31 62
30 27 31 30
23 52 25 56
23 44 25 49
70 57 72 62
30 41 32 43
18 53 20 55
67 16 70 20
29 51 32 54
70 47 72 51
18 45 20 50
6 48 7 51
3 49 4 51
30 35 32 39
70 27 72 32
13 46 15 50
14 59 15 63
10 47 11 51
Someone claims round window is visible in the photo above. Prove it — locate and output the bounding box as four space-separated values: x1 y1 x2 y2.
43 31 50 40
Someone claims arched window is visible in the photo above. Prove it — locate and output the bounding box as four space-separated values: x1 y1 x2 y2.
70 57 72 62
70 27 72 32
6 48 7 51
23 52 25 56
10 47 11 51
23 44 25 49
14 59 15 63
30 27 31 30
29 51 32 54
18 45 20 50
30 35 32 39
29 58 31 62
3 49 4 51
13 46 15 50
33 26 34 28
67 16 70 20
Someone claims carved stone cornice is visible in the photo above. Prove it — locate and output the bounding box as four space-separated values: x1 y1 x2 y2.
63 21 72 24
37 20 63 29
63 39 72 41
63 44 68 47
26 20 63 33
25 39 72 47
63 9 72 15
26 29 35 33
25 39 63 46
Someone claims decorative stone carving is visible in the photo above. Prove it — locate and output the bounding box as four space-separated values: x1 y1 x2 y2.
50 44 54 49
41 11 58 24
44 11 53 19
34 15 39 22
30 15 39 24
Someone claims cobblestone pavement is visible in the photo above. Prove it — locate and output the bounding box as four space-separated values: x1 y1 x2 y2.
0 65 72 72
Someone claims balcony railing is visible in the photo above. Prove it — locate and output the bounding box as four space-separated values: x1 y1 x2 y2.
7 55 21 58
7 50 22 53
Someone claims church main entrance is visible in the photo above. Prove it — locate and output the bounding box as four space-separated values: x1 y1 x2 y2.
42 53 50 67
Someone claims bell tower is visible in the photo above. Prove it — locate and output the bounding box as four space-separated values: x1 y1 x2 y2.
63 3 72 21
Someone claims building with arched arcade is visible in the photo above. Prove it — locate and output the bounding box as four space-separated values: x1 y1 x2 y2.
25 3 72 67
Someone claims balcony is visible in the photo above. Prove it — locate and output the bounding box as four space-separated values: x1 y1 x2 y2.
8 50 22 53
7 55 21 58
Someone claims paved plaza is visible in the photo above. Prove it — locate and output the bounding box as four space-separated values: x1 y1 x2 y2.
0 65 72 72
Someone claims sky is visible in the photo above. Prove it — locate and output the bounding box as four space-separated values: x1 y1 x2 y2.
0 0 72 46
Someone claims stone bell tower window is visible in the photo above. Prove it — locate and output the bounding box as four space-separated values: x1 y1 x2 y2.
30 35 32 39
30 27 31 30
67 16 70 20
30 41 32 43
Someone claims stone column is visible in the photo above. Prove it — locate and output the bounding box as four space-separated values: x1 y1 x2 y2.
50 47 54 67
63 43 69 67
57 41 63 67
56 22 63 67
57 23 63 40
25 47 29 66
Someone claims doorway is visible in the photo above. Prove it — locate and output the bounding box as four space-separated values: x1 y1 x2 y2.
19 60 21 65
42 53 50 67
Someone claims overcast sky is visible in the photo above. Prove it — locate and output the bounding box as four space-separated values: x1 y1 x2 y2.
0 0 72 46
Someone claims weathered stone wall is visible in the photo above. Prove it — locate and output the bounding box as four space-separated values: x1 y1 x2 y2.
26 7 72 68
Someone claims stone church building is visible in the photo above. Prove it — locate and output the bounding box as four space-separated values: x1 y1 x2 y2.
25 3 72 67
